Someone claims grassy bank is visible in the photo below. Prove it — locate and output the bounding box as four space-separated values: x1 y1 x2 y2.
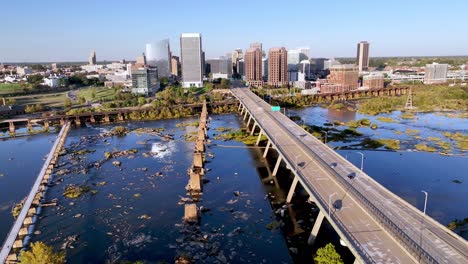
358 85 468 115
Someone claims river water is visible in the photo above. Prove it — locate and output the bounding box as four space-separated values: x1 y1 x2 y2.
0 108 466 263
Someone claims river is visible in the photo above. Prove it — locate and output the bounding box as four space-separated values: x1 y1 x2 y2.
0 108 466 263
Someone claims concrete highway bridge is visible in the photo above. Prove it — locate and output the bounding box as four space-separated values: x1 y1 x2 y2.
232 87 468 263
315 86 410 101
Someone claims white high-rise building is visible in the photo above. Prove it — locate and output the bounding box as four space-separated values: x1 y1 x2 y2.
424 63 448 84
357 41 370 72
180 33 203 88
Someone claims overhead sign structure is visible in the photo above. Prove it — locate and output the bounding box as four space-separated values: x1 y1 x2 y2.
271 106 281 112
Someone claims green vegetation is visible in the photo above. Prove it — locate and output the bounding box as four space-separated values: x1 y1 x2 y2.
214 128 266 145
435 141 452 151
12 199 25 218
377 139 401 150
443 132 468 151
447 218 468 230
266 221 281 230
176 121 199 128
345 118 372 129
110 126 129 137
406 129 420 135
0 83 25 95
376 116 398 123
314 243 343 264
18 241 66 264
358 85 468 115
77 86 118 103
415 143 437 152
63 185 91 198
328 102 345 110
400 112 416 119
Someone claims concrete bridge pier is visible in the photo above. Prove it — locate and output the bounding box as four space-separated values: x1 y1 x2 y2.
239 105 245 116
27 121 33 132
43 121 49 132
118 112 124 121
74 117 81 126
246 115 252 128
263 140 271 158
238 102 243 111
243 109 249 121
255 130 264 146
8 121 15 134
90 115 96 124
250 122 257 136
104 114 110 123
307 211 325 245
286 176 299 203
272 156 283 177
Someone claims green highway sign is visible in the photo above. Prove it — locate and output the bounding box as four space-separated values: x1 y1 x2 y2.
271 106 281 112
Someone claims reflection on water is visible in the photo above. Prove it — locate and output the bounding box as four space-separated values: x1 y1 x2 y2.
326 107 356 123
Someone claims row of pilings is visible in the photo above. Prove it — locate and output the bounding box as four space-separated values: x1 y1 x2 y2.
183 101 209 223
1 122 71 263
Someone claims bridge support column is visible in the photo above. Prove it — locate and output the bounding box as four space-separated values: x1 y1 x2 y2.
238 103 243 111
75 117 81 126
243 109 249 121
60 118 65 126
118 112 124 121
43 121 49 132
104 114 110 123
286 176 299 203
90 115 96 124
9 121 15 134
240 105 245 115
27 121 33 132
308 211 325 245
255 130 264 146
272 156 282 177
250 122 257 136
246 115 252 128
263 140 271 158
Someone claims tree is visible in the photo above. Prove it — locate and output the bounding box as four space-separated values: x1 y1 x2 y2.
18 241 66 264
27 74 44 85
64 98 72 108
220 78 231 88
78 96 86 104
314 243 343 264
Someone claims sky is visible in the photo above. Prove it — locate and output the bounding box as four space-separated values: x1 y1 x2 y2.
1 0 468 62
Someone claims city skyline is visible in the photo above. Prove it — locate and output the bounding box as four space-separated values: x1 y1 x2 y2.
1 0 468 62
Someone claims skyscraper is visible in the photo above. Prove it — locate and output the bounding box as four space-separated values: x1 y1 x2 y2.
268 47 288 87
146 39 172 77
250 42 262 52
131 67 159 95
231 48 244 74
245 48 263 87
136 53 147 65
89 51 96 65
206 56 232 79
357 41 370 72
180 33 203 88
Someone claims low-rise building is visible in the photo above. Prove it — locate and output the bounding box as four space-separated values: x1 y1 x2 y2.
363 74 384 89
16 67 33 76
42 76 61 88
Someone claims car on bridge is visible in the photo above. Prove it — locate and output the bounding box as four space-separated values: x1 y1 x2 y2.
347 172 357 179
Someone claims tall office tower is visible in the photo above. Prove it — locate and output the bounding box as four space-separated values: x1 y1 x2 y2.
136 53 147 65
237 59 245 77
206 56 232 79
245 48 263 87
180 33 203 88
89 51 96 65
357 41 370 72
262 58 268 81
171 55 180 77
146 39 172 77
268 47 288 87
328 64 359 89
424 63 448 84
250 42 262 52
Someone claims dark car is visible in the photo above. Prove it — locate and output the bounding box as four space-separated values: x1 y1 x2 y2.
347 172 357 179
297 161 306 167
330 162 337 168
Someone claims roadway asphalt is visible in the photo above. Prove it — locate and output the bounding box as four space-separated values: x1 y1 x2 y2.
232 88 468 264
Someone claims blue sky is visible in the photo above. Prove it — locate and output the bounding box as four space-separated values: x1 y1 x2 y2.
1 0 467 62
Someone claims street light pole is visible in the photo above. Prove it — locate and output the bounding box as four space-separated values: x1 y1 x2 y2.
421 190 428 214
328 192 337 218
356 152 364 172
323 131 328 144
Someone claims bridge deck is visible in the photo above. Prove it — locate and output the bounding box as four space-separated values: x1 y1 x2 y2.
232 88 468 263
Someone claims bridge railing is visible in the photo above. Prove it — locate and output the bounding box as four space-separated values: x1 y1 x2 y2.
236 91 438 263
